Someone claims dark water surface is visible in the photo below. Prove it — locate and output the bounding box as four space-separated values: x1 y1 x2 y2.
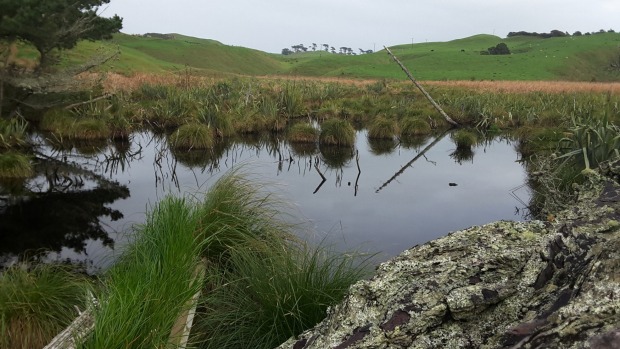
0 130 531 271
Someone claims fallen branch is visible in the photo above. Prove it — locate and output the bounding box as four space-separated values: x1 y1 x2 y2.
384 46 459 127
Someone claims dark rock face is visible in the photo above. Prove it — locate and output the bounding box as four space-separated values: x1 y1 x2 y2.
278 174 620 349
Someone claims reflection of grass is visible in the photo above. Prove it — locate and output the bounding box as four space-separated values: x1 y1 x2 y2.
368 137 397 155
450 147 475 164
289 141 319 157
319 119 355 146
0 264 90 349
319 144 355 168
0 151 33 178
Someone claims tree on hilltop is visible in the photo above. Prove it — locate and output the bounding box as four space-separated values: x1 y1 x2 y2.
0 0 123 116
0 0 122 70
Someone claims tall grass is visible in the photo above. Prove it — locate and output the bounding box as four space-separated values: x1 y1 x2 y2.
79 197 203 348
0 117 28 149
0 152 33 178
287 122 319 143
169 123 215 150
190 170 373 349
319 119 356 146
193 241 371 349
367 116 399 139
0 264 90 349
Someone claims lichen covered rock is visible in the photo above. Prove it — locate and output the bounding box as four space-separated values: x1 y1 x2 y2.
278 174 620 349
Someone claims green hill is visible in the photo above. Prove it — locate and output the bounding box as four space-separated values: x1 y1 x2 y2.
66 32 620 81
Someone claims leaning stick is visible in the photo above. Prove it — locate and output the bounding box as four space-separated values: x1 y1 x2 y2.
384 46 459 127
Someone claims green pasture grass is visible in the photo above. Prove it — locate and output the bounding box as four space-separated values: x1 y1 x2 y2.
0 264 90 349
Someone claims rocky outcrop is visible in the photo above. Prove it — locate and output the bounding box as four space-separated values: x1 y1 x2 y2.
278 173 620 349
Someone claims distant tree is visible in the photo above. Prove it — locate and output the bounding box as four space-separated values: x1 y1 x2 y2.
323 44 329 52
608 29 616 33
281 48 293 55
485 43 510 55
312 43 317 51
359 48 364 54
573 31 583 36
330 46 336 54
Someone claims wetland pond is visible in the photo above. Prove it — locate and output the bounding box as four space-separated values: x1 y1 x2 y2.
0 130 532 271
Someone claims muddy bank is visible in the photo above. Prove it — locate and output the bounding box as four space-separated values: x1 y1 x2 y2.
278 171 620 349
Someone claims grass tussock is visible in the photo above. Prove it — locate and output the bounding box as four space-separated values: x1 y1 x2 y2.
0 152 33 178
80 196 203 348
0 264 90 349
169 123 214 150
193 241 371 349
287 123 319 143
0 118 28 149
319 119 356 146
452 129 478 149
400 117 432 136
367 117 399 139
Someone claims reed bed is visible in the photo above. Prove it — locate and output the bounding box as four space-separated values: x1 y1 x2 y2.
0 264 90 349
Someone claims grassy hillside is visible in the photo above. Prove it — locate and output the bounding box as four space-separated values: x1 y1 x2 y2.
56 31 620 81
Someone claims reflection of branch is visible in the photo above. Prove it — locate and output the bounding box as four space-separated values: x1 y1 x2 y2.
375 131 448 193
313 157 327 194
354 150 361 196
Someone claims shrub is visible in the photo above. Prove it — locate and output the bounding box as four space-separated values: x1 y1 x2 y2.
169 123 214 150
319 119 356 146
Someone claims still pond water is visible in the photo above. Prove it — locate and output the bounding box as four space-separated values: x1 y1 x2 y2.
0 130 531 271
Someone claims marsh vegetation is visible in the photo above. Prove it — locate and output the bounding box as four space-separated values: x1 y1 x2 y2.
1 75 619 348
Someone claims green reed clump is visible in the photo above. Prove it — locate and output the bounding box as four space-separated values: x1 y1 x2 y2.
278 82 305 118
452 129 478 149
193 241 372 349
0 152 33 178
0 264 90 349
194 170 293 263
198 102 234 137
400 117 432 136
71 118 110 140
367 116 399 139
558 114 620 170
287 123 319 143
169 123 214 150
319 119 356 146
190 170 373 349
80 197 202 349
0 118 28 149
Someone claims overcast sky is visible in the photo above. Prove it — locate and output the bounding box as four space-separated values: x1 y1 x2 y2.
102 0 619 53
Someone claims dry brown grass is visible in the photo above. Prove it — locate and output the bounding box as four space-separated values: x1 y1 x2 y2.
425 80 620 95
97 72 620 95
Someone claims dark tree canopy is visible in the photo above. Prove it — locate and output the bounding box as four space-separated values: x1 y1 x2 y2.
0 0 123 67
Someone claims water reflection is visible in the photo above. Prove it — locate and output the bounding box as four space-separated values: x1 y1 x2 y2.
0 129 532 269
